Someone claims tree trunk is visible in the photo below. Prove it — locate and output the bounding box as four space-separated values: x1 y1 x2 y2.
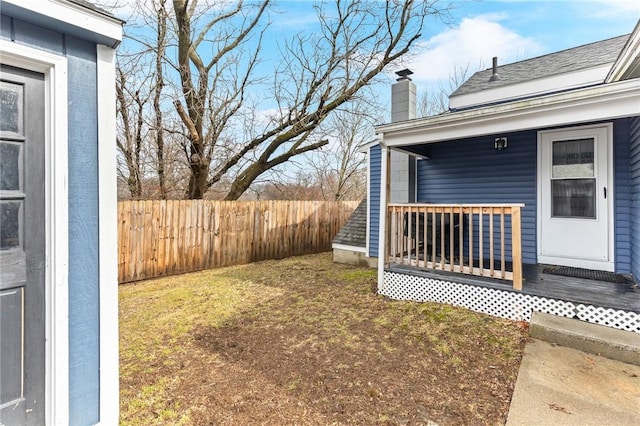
155 0 168 199
224 162 267 200
185 162 209 199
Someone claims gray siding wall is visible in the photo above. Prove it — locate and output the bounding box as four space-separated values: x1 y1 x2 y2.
614 118 632 274
630 116 640 280
2 16 101 426
369 144 381 257
416 131 538 264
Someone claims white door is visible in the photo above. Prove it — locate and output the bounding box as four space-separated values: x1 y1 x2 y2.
538 124 613 271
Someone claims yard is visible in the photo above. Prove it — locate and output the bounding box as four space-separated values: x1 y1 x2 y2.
120 253 528 425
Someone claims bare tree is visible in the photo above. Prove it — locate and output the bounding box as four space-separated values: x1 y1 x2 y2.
116 59 148 199
172 0 270 199
171 0 451 200
153 0 169 198
417 62 478 117
111 0 452 200
115 0 185 200
306 98 377 201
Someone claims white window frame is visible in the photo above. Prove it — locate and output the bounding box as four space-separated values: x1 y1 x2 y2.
0 39 69 425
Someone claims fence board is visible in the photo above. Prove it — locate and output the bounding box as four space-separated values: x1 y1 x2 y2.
117 200 358 283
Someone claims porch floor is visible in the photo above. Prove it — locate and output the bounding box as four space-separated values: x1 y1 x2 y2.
387 263 639 314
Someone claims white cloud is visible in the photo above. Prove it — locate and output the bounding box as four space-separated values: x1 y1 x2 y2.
406 15 542 84
581 0 640 17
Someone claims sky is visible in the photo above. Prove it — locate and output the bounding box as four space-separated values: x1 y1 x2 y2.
108 0 639 178
405 0 639 87
110 0 639 100
265 0 639 92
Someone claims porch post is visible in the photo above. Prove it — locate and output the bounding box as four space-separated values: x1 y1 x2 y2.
512 205 523 290
377 143 390 292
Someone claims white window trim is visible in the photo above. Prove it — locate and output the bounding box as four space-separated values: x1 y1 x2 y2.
536 123 615 271
96 44 120 425
0 39 69 425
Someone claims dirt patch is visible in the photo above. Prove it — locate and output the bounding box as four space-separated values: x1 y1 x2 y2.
120 253 527 425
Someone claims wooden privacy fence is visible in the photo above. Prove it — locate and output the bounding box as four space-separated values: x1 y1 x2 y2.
118 200 358 283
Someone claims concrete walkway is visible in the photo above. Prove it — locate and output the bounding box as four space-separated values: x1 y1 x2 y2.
507 314 640 425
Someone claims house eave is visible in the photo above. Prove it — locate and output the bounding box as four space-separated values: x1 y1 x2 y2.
1 0 123 48
606 20 640 82
357 138 380 153
376 79 640 146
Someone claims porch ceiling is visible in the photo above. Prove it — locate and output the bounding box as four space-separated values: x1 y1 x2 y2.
376 78 640 148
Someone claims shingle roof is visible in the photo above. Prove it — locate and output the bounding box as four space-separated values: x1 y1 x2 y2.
332 198 367 248
451 34 630 97
66 0 120 20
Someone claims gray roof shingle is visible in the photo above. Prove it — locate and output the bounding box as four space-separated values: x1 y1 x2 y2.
332 198 367 248
67 0 121 20
451 34 629 98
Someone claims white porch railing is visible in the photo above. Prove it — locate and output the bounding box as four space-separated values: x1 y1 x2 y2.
386 204 524 290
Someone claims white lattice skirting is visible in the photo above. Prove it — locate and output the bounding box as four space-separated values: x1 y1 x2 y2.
382 271 640 333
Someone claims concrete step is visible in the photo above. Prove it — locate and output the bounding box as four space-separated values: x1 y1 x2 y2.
529 312 640 366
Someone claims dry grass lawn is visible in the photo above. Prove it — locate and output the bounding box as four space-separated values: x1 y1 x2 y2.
119 252 527 425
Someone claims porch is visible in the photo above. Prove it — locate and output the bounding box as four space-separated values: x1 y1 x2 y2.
385 203 524 290
388 262 640 314
383 263 639 333
381 203 639 332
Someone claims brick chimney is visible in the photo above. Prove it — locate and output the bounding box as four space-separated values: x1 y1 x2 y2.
391 69 416 121
389 69 416 203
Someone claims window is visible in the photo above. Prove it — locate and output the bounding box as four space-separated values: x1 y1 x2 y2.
551 139 596 218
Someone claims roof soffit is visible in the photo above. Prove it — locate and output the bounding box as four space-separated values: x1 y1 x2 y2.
376 79 640 147
606 19 640 82
1 0 123 48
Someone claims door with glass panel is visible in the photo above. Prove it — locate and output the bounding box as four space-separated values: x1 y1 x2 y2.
538 125 611 271
0 65 46 425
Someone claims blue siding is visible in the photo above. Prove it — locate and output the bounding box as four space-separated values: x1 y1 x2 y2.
66 36 101 426
614 118 632 274
416 131 538 264
630 116 640 280
4 20 101 426
369 144 381 257
369 113 636 271
14 18 65 54
0 15 11 39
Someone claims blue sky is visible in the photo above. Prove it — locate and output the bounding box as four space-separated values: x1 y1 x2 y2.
107 1 638 180
112 1 639 94
265 0 639 90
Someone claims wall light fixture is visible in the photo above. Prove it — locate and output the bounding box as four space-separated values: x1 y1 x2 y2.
494 137 508 151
